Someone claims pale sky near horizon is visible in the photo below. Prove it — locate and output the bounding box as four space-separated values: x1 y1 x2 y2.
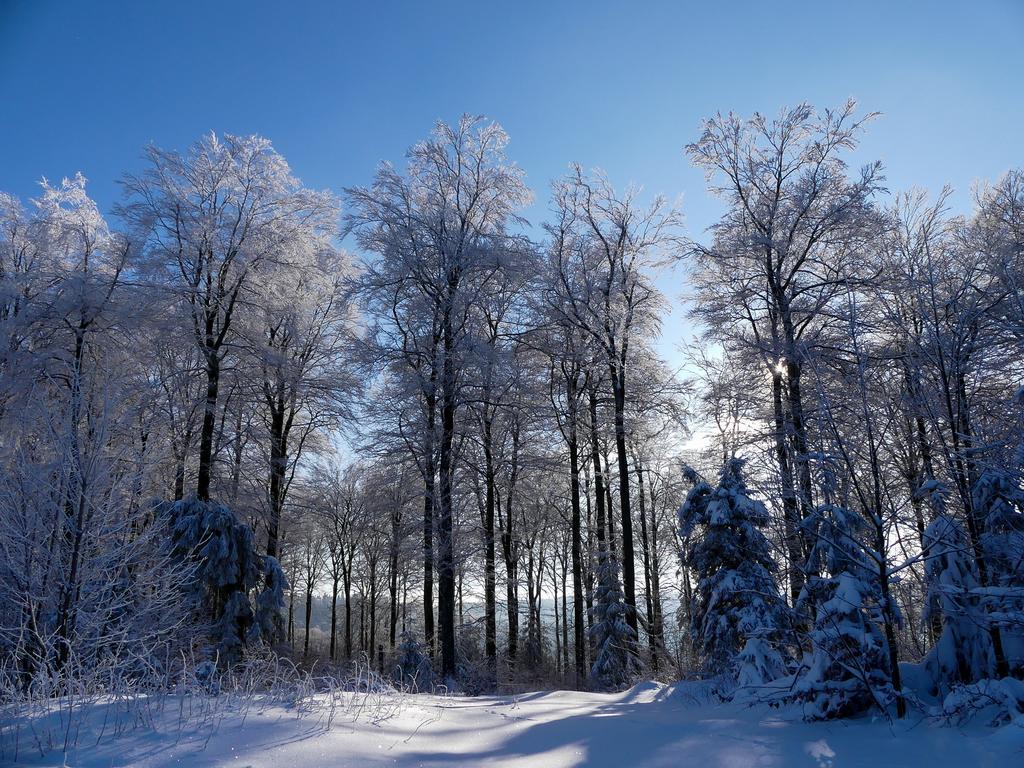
1 0 1022 369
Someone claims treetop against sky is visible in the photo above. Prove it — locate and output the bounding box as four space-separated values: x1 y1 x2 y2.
0 0 1021 366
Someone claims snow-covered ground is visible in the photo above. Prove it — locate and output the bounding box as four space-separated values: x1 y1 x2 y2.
7 681 1024 767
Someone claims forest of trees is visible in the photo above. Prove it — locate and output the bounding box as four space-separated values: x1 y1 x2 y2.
1 102 1021 721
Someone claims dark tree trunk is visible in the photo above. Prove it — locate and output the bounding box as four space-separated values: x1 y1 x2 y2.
588 387 607 555
784 357 815 527
458 566 464 627
636 457 656 670
344 573 353 659
172 439 188 501
648 471 664 671
266 397 287 560
482 416 497 673
610 371 638 634
772 370 804 605
552 557 561 676
436 312 458 678
389 529 400 649
330 576 340 661
568 401 587 686
303 584 314 658
422 416 436 656
503 549 519 663
197 352 220 502
369 560 378 659
55 330 87 669
561 557 570 676
603 448 617 557
359 592 366 653
501 424 521 664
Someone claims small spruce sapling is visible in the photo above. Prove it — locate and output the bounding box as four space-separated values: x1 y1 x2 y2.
589 549 641 691
393 631 434 691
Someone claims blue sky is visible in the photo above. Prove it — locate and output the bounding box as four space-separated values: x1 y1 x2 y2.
2 0 1022 363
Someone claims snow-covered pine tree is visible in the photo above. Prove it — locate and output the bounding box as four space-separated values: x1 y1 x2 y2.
589 549 641 691
163 497 283 664
679 459 790 685
972 469 1024 675
921 514 993 692
793 502 895 719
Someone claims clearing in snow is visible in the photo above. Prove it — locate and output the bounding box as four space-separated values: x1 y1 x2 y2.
7 682 1023 767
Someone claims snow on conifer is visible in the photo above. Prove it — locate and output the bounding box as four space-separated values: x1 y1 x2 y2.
921 514 994 692
792 502 895 719
972 469 1024 675
679 459 790 686
974 469 1024 584
589 549 641 691
163 497 285 664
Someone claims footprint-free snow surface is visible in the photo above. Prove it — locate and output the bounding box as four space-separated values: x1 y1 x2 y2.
10 682 1024 767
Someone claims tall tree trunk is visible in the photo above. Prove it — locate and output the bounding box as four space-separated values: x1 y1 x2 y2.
603 448 617 557
330 575 339 661
568 423 586 685
55 329 87 669
561 556 570 677
588 387 607 555
436 314 458 678
648 472 664 672
422 442 436 657
584 468 595 655
343 571 353 659
865 422 906 718
172 434 189 501
389 527 400 649
458 566 464 627
266 398 287 560
482 415 497 675
503 546 519 664
369 560 378 660
610 370 638 634
501 484 519 667
303 582 314 658
636 457 656 671
772 370 804 605
784 356 815 528
197 350 220 502
501 424 521 664
359 591 366 653
552 555 561 676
